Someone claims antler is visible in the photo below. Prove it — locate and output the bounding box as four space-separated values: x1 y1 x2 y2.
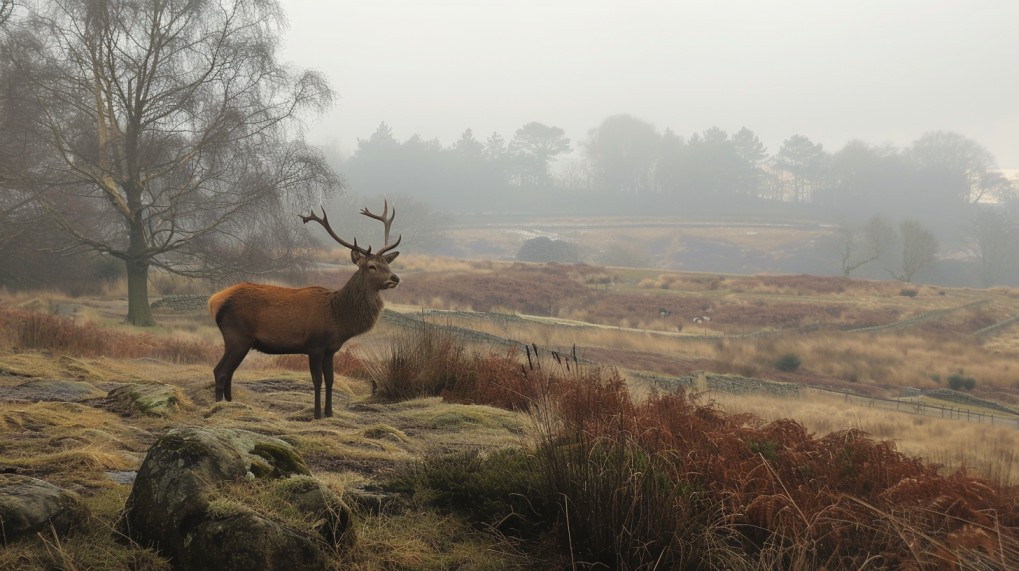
360 198 402 255
300 198 401 257
300 208 371 256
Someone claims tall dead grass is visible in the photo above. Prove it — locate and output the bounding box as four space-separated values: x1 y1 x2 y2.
0 307 217 363
714 390 1019 486
371 327 1019 568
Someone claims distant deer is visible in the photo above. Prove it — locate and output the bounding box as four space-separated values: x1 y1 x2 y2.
208 200 401 419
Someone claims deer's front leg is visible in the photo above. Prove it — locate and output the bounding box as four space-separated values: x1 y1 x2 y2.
308 353 324 419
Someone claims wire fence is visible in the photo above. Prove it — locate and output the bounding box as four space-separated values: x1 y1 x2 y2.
386 308 1019 430
807 385 1019 429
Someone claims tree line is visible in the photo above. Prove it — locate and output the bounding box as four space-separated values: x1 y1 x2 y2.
343 116 1018 285
346 115 1015 222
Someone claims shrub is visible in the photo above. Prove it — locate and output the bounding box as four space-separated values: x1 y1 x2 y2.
774 353 802 372
516 236 581 263
899 288 918 297
947 372 976 391
365 325 473 401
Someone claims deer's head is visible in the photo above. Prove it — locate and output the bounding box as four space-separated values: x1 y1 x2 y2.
301 199 401 291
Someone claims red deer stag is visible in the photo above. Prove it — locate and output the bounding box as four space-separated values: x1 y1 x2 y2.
208 200 401 419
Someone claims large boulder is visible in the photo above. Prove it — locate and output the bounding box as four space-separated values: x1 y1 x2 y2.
120 427 353 570
0 474 87 543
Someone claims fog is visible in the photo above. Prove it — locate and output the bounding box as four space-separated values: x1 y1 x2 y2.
282 0 1019 168
4 0 1019 294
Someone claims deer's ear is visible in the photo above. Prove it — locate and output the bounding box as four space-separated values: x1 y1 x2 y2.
383 251 399 263
350 249 363 265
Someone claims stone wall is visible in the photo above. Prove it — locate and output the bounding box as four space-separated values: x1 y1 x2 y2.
150 294 210 313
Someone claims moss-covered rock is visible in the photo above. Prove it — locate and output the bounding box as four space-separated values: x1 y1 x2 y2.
183 512 333 571
0 474 88 542
119 427 352 570
107 383 190 416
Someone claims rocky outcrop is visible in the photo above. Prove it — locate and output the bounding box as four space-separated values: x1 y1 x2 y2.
0 474 87 543
119 427 353 571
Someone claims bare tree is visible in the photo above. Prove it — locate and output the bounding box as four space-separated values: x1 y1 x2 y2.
3 0 340 325
837 216 895 277
890 219 938 282
509 122 571 186
0 0 13 26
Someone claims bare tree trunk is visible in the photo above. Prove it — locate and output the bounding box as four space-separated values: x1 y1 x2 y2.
125 258 154 326
124 213 155 325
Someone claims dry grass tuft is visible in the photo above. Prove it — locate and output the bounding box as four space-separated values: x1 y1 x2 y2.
0 307 217 363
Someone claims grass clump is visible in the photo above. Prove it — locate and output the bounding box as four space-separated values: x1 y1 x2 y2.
366 324 538 409
383 447 547 538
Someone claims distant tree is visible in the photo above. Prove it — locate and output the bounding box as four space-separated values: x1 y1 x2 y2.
346 129 447 206
837 216 895 277
730 127 769 199
451 128 484 157
963 205 1018 287
681 127 745 206
890 220 938 282
484 132 508 160
3 0 339 325
483 132 511 190
822 141 914 221
509 122 571 186
448 129 495 209
358 122 401 155
909 131 1007 206
655 128 687 198
776 135 829 203
585 114 660 194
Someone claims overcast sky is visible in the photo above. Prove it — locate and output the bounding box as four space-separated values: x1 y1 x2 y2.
280 0 1019 168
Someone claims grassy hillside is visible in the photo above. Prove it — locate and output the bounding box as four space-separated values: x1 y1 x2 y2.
2 259 1018 568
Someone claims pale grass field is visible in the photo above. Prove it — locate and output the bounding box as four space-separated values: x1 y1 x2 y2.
4 262 1019 567
711 389 1019 486
408 307 1019 400
7 295 1014 496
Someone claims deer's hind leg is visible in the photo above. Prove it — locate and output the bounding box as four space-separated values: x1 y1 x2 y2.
214 343 250 402
323 351 337 418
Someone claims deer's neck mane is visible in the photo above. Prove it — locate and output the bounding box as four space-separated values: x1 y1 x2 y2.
331 270 384 336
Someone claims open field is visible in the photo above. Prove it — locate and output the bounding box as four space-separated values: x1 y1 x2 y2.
440 217 836 276
2 257 1019 568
